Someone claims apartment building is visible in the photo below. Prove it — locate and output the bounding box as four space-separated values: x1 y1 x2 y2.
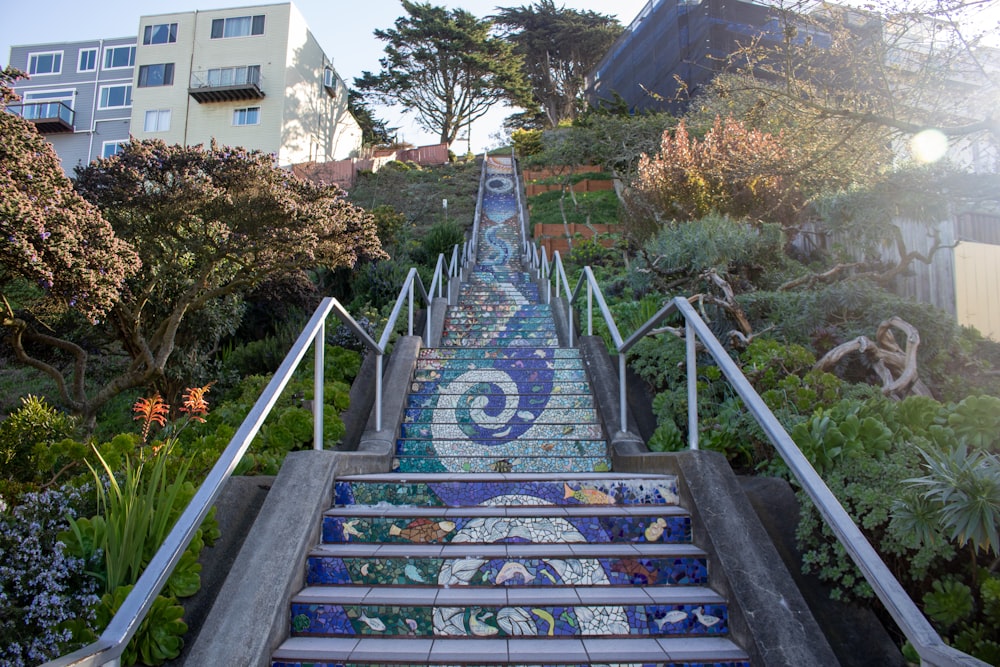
7 36 137 172
6 2 361 174
131 2 360 166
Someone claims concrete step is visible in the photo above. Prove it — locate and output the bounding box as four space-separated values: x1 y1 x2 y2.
288 585 730 638
334 473 680 507
272 636 750 665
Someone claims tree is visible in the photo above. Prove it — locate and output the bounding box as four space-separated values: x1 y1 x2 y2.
348 88 395 146
6 138 384 425
355 1 529 145
696 1 1000 175
494 0 622 127
0 68 138 324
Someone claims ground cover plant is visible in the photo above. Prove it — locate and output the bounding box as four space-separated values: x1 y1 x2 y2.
522 89 1000 660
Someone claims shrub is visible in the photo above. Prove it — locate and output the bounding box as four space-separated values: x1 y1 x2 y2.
624 117 803 237
0 486 100 666
0 395 78 484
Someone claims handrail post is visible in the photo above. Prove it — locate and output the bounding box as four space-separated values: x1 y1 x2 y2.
408 280 414 336
619 352 628 433
313 320 324 451
686 318 699 450
587 281 593 336
375 352 383 432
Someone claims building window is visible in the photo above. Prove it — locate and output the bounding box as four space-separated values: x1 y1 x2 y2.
78 48 97 72
28 51 62 76
23 89 74 104
103 45 136 70
323 67 337 94
205 65 260 87
101 141 126 159
211 15 265 39
143 23 178 45
98 84 132 109
18 89 74 120
233 106 260 126
143 109 171 132
137 63 175 87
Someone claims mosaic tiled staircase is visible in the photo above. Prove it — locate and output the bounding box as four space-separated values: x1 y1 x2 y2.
271 156 750 666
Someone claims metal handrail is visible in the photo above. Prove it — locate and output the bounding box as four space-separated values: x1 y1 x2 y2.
43 270 433 666
467 152 488 265
551 259 986 667
670 297 985 667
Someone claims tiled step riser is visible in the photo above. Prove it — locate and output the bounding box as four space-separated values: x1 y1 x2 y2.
411 368 588 384
403 406 599 424
418 348 577 360
394 456 610 473
399 422 603 440
396 439 606 459
334 476 681 507
306 555 709 588
408 394 594 410
447 305 552 315
439 326 558 339
290 602 730 638
440 339 561 349
440 319 556 328
415 360 583 372
440 331 558 343
322 515 691 545
410 380 594 394
322 515 690 546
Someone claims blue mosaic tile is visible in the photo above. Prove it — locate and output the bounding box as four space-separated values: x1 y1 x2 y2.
334 477 679 508
321 513 690 545
290 601 728 638
305 555 709 587
394 455 610 473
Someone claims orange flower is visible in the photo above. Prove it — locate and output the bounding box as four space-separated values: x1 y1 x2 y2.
179 383 213 422
134 394 170 444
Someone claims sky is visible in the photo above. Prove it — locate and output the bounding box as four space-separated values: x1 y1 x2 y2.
4 1 997 152
0 0 651 152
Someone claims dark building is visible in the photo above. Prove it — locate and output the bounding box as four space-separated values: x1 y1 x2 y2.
585 0 821 115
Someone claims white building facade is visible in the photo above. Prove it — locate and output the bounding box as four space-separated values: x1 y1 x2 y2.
131 2 361 166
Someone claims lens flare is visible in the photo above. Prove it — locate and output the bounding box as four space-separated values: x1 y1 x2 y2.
910 129 949 164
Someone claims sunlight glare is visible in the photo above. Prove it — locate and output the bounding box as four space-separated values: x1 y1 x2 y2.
910 129 949 164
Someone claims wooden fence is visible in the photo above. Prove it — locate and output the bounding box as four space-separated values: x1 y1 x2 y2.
790 213 1000 340
954 241 1000 341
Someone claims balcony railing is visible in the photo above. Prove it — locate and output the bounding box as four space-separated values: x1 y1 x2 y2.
7 101 75 133
188 66 264 103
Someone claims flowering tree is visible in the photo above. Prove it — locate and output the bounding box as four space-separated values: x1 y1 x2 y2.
0 67 138 323
2 121 384 425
